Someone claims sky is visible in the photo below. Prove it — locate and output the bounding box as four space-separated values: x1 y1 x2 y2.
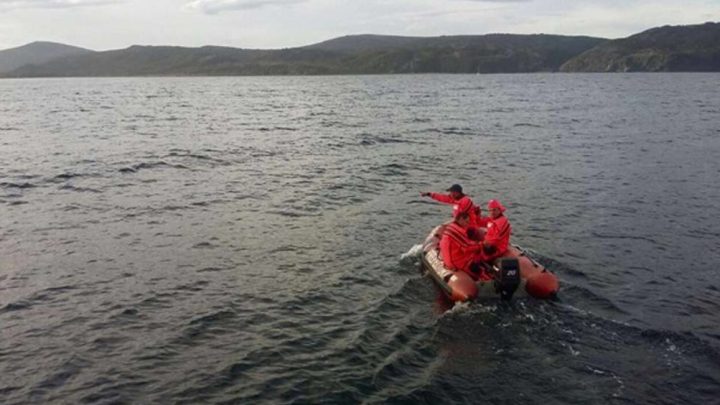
0 0 718 51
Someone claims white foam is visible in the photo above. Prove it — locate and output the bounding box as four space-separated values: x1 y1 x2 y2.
448 300 472 314
400 244 424 260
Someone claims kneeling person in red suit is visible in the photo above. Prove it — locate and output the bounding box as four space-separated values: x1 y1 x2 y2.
440 210 490 280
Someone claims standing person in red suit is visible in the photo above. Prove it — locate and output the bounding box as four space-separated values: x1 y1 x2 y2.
482 199 512 262
420 184 483 232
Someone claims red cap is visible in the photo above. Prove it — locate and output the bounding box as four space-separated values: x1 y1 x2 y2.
487 199 506 212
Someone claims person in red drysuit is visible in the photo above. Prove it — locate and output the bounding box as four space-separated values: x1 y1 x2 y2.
474 205 490 229
439 211 489 280
481 199 512 262
421 184 482 231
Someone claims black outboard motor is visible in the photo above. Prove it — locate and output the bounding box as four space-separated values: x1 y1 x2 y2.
493 258 521 301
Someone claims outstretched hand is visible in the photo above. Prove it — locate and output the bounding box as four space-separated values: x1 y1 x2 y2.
420 192 431 197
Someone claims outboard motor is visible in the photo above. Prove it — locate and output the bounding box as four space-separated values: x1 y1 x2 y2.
493 258 521 301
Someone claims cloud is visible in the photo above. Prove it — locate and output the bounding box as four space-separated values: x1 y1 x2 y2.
185 0 307 15
0 0 119 11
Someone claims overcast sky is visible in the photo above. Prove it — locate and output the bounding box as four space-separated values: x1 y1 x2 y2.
0 0 717 50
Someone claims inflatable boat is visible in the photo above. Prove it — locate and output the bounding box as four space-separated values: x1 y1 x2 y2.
421 225 559 302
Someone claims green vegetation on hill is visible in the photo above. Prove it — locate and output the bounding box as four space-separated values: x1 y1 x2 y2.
327 35 607 74
560 22 720 72
0 34 605 77
1 22 718 77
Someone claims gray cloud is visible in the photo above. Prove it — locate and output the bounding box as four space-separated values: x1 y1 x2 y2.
185 0 307 15
0 0 119 11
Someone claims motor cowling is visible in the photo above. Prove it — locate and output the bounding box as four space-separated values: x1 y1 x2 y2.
493 258 521 301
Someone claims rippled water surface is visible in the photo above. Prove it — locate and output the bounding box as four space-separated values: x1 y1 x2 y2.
1 74 719 404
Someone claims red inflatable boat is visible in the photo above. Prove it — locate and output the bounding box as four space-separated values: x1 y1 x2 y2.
421 225 559 302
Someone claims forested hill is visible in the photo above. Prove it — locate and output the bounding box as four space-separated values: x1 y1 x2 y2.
2 22 719 77
560 22 720 72
1 34 605 77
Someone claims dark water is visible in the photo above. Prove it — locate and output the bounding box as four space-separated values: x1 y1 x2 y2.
1 74 719 404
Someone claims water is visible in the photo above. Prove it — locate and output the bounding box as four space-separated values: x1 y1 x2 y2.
1 74 719 404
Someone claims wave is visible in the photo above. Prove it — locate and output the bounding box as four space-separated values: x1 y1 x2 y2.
0 285 77 314
437 127 475 136
358 133 426 146
59 184 102 193
0 182 36 189
49 172 93 183
119 161 189 173
165 150 228 165
257 126 298 132
188 310 236 328
266 209 321 218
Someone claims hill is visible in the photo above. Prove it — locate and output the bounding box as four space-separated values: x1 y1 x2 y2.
0 41 93 74
5 23 719 77
309 34 607 74
305 34 424 53
560 22 720 72
1 34 606 77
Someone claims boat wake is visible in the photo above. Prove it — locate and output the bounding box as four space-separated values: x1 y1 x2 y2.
400 244 424 261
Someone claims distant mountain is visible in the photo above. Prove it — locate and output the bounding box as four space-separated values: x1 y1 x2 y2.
0 34 606 77
309 34 607 74
0 41 93 74
560 22 720 72
3 22 718 77
1 44 349 76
